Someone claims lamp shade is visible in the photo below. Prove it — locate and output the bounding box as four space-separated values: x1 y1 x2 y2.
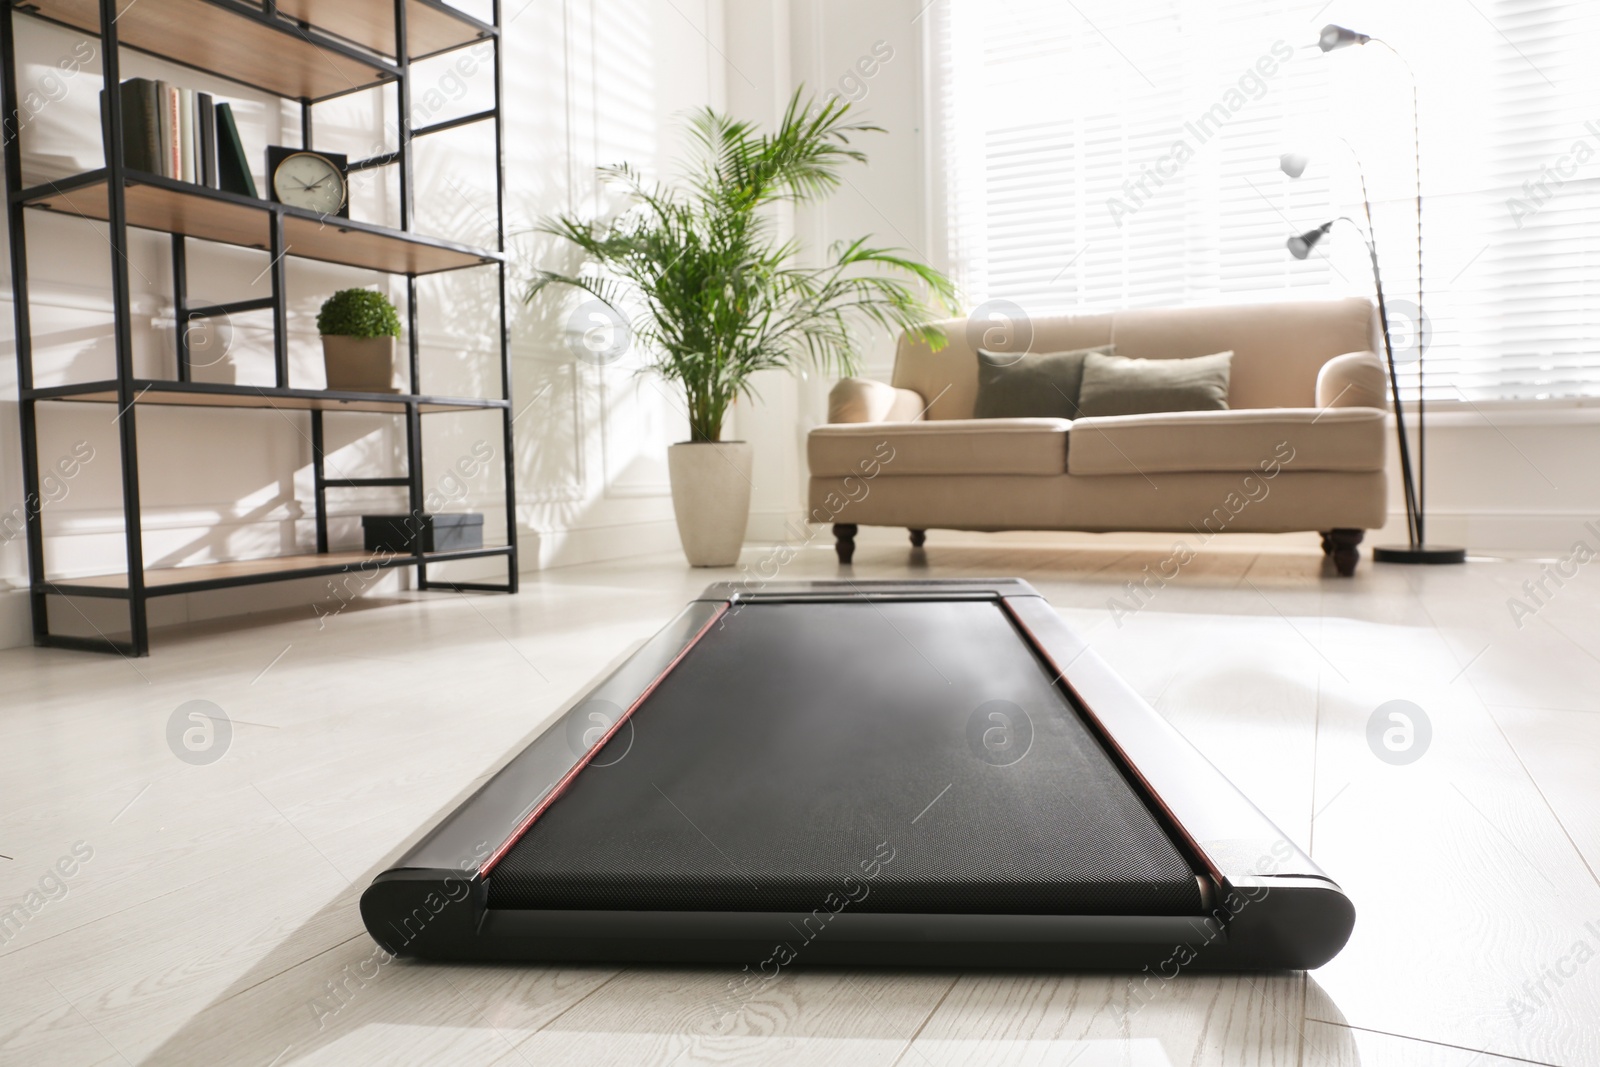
1287 223 1333 260
1319 24 1371 52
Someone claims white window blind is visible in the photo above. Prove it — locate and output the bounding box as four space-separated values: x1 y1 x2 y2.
927 0 1600 401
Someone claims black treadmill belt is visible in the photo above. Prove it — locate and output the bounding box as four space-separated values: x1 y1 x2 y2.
488 599 1204 916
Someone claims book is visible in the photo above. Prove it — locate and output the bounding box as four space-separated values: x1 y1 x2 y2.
156 81 172 177
169 84 179 177
105 80 230 187
178 87 194 182
105 78 159 172
196 92 217 188
215 102 257 198
136 80 160 173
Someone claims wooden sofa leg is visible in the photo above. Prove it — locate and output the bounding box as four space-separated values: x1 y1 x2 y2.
909 529 926 549
833 524 858 565
1328 528 1363 577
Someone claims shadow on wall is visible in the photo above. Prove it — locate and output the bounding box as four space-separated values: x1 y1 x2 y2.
496 0 689 553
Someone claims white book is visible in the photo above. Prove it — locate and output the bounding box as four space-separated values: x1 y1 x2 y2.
178 87 194 182
158 82 175 178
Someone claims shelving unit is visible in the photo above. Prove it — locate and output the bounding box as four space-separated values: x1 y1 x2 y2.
2 0 517 655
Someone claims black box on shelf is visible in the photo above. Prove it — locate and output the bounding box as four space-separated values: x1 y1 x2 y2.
361 513 484 554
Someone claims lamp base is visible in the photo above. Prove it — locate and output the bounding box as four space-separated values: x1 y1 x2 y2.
1372 544 1467 565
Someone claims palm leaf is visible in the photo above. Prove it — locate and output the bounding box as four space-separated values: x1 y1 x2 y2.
524 88 958 441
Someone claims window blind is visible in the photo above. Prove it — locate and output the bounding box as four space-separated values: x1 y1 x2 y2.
927 0 1600 401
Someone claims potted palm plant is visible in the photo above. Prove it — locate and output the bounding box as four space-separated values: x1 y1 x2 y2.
528 91 955 566
318 288 402 393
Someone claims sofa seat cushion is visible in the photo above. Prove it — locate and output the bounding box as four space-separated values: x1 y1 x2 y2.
809 418 1070 477
1066 407 1386 476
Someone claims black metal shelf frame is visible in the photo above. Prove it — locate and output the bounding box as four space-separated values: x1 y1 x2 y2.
1 0 518 655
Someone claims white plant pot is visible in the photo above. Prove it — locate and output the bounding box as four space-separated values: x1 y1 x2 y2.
667 441 753 567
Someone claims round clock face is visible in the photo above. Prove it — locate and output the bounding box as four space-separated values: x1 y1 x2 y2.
273 152 346 215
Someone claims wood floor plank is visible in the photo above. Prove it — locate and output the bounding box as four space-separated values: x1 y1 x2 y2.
897 971 1309 1066
507 966 955 1066
1487 704 1600 882
1304 1019 1560 1066
132 938 619 1065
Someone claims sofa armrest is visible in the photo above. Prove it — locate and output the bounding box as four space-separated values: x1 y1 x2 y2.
827 377 927 424
1317 351 1388 410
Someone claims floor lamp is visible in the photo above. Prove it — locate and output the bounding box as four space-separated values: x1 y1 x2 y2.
1285 25 1465 565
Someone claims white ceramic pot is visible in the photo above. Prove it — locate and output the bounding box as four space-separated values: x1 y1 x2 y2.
321 335 398 393
667 440 753 567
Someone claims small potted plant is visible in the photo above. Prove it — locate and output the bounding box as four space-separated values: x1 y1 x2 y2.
318 287 401 393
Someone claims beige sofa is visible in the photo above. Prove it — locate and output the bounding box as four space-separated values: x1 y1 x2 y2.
807 298 1390 575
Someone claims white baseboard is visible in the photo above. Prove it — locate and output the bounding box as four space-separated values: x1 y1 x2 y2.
0 588 30 649
1379 509 1600 556
523 518 683 571
745 508 813 544
762 509 1587 556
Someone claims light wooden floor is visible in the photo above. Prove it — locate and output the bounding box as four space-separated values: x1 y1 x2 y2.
2 530 1597 1066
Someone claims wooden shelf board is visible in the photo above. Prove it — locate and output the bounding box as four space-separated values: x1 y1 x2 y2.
30 380 504 414
23 172 496 275
273 0 493 61
19 0 397 102
49 546 512 593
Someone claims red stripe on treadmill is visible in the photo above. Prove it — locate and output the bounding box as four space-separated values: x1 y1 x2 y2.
477 601 730 878
997 596 1226 886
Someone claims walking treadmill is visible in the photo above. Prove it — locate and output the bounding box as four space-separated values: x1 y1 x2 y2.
361 580 1354 969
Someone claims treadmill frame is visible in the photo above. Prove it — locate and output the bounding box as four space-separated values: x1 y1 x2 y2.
361 580 1355 970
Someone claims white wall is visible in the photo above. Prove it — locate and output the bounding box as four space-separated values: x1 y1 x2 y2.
1394 402 1600 555
725 0 933 546
0 0 726 647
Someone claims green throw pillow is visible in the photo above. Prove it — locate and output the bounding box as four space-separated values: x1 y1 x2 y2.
1076 350 1233 417
974 344 1113 419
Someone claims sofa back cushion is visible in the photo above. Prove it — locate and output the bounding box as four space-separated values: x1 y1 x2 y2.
1076 350 1232 417
893 313 1114 421
973 344 1112 419
891 298 1376 419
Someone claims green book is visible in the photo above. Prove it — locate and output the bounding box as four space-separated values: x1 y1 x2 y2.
215 102 257 198
106 77 159 172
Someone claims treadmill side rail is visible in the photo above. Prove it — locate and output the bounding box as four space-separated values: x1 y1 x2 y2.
369 599 725 879
998 593 1329 881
